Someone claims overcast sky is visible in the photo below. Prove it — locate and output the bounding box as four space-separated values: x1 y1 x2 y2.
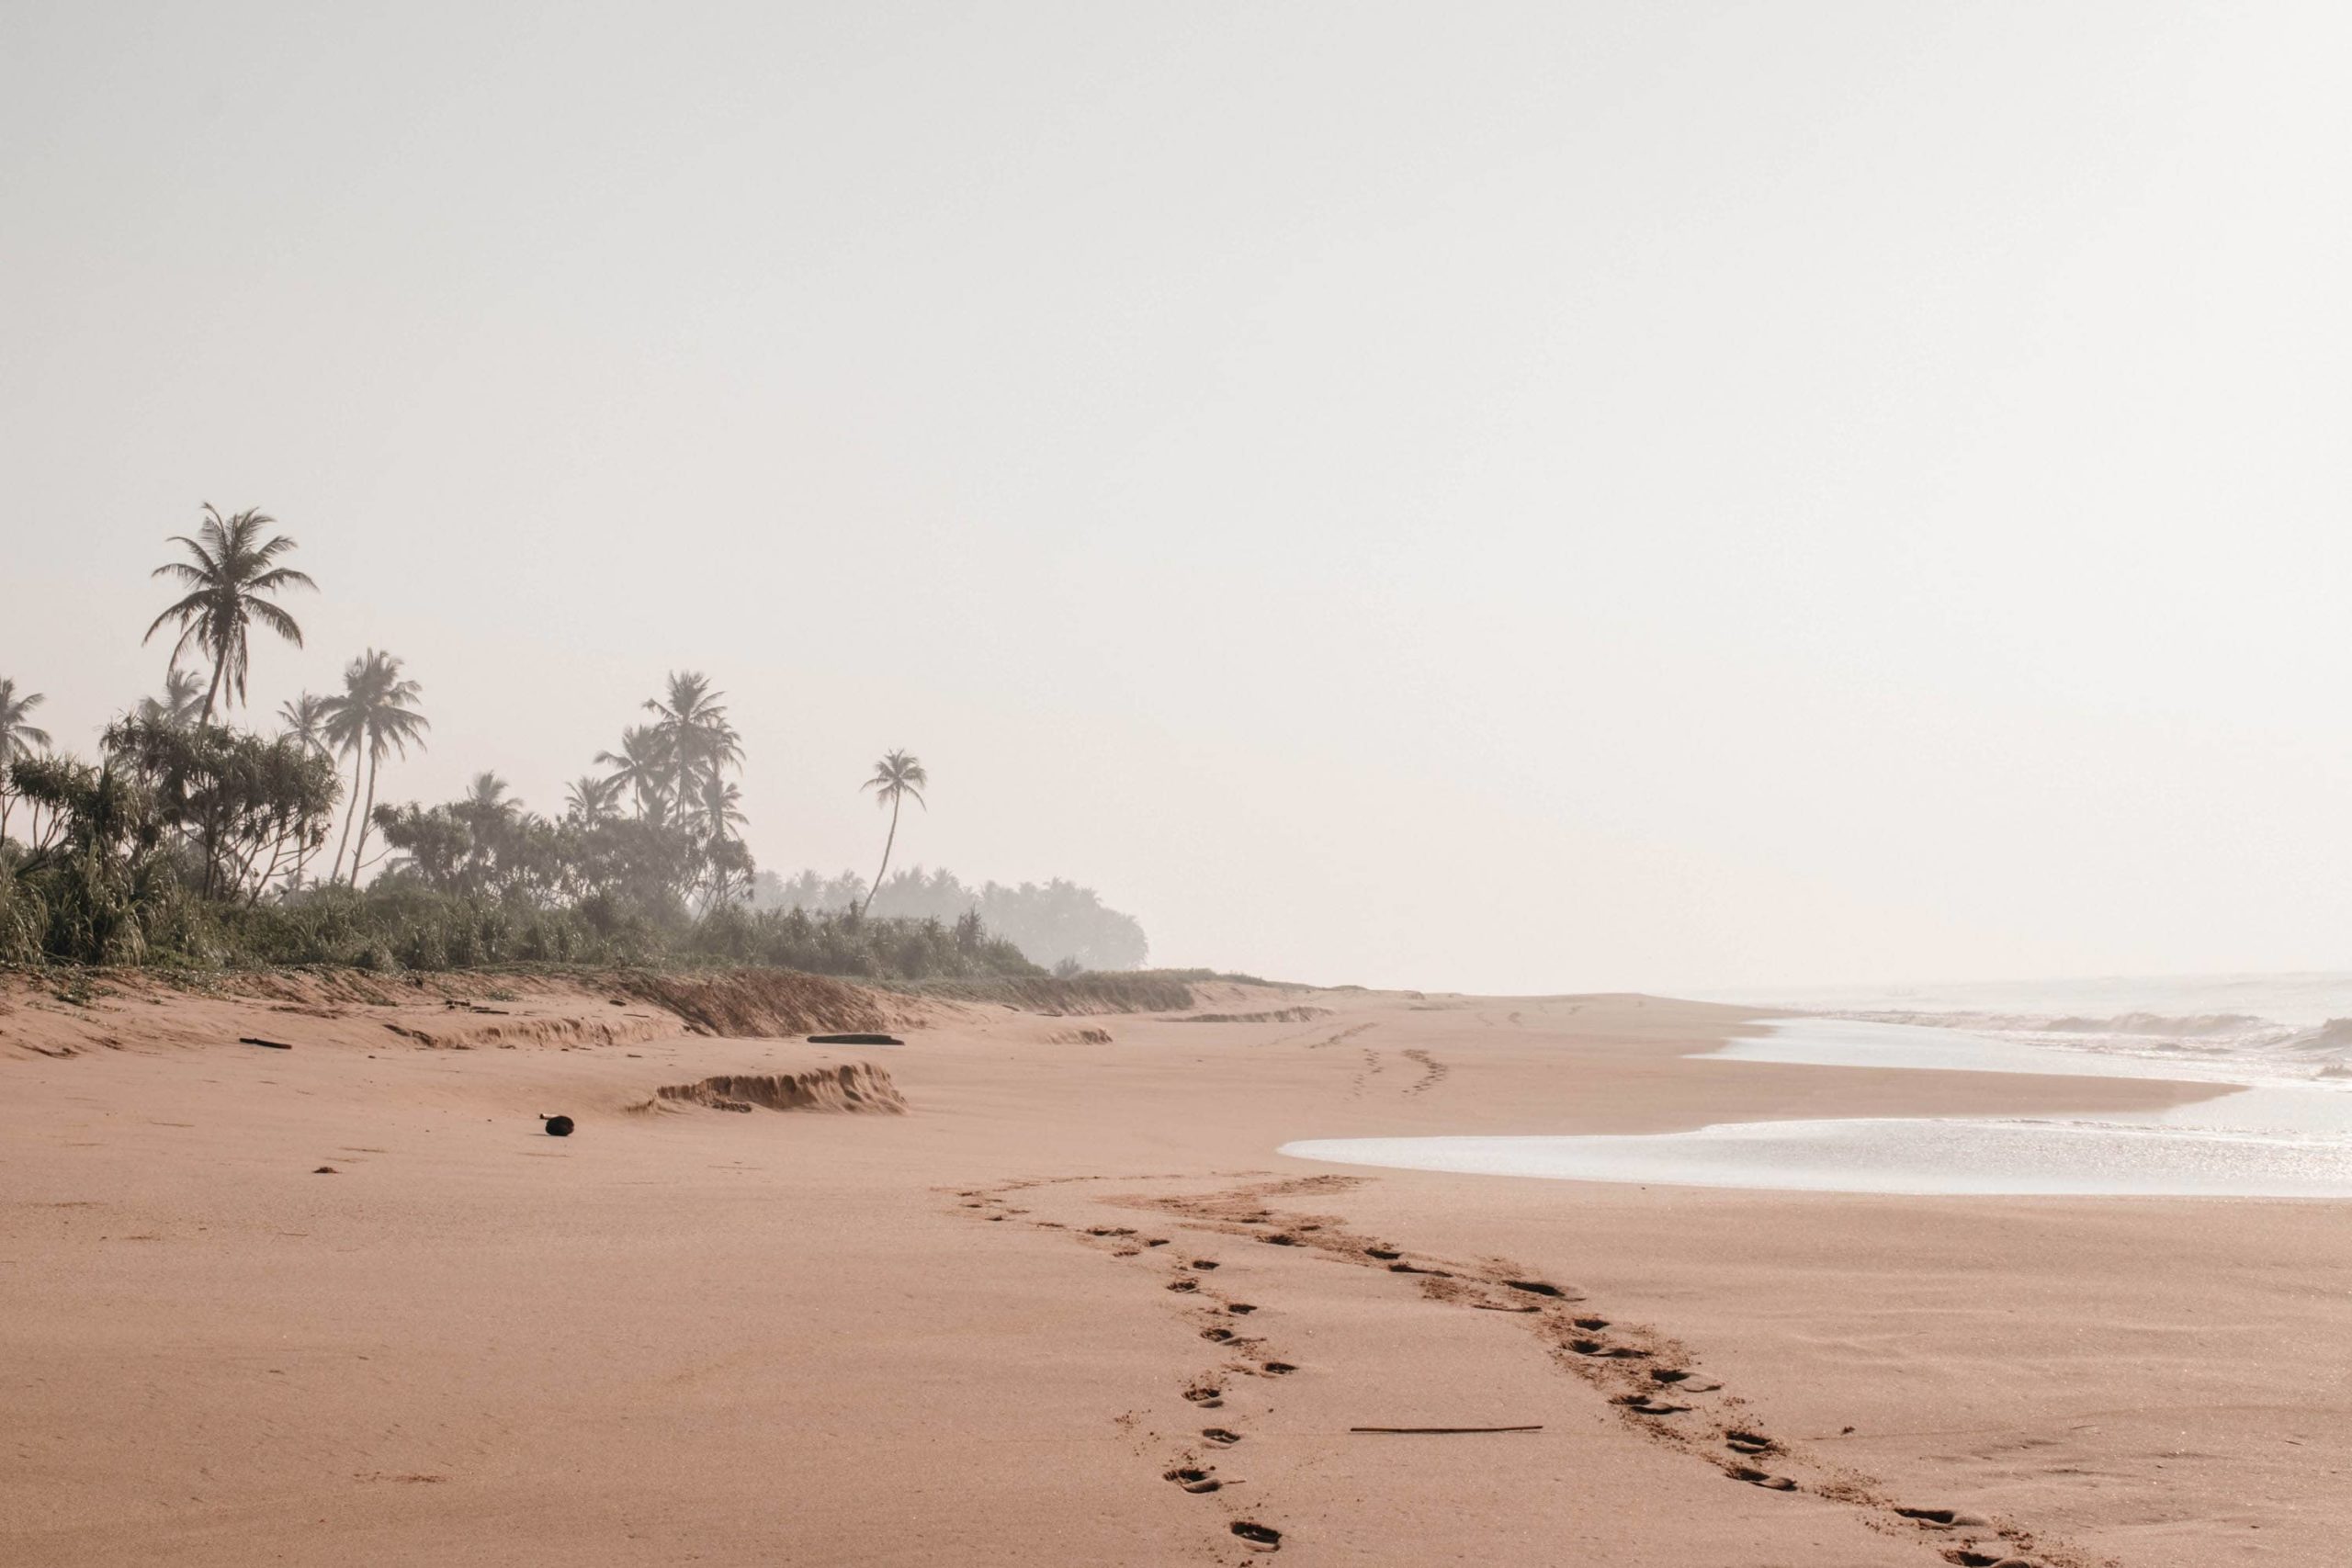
6 3 2350 994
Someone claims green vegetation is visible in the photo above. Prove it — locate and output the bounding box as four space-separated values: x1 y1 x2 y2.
758 865 1149 974
2 503 1148 985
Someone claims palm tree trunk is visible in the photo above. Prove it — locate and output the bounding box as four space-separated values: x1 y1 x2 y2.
861 795 902 918
200 649 224 724
350 748 381 886
333 751 364 886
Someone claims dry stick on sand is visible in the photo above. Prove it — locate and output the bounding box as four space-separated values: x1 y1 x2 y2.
1350 1425 1544 1435
239 1037 295 1050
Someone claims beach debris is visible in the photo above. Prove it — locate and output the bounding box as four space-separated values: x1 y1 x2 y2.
806 1032 903 1045
1163 1466 1221 1494
1350 1425 1543 1435
540 1114 575 1137
240 1036 294 1050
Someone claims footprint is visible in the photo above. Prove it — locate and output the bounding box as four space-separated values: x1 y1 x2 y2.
1167 1279 1200 1293
1897 1507 1991 1529
1183 1383 1225 1407
1569 1339 1647 1359
1164 1466 1222 1494
1649 1368 1720 1392
1725 1465 1797 1492
1258 1360 1297 1376
1388 1262 1453 1277
1201 1427 1242 1446
1261 1234 1299 1247
1191 1259 1220 1270
1725 1431 1777 1455
1615 1394 1689 1416
1571 1315 1609 1329
1230 1520 1283 1551
1365 1247 1402 1260
1227 1303 1259 1315
1201 1327 1236 1343
1503 1280 1568 1299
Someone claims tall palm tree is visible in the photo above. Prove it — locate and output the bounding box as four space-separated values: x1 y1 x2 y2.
0 678 51 844
322 649 427 885
642 671 742 813
858 750 927 917
595 725 673 823
134 667 208 729
144 504 317 721
564 773 623 825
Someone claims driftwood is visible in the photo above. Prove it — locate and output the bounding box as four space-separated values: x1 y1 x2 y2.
239 1037 294 1050
1349 1426 1544 1435
806 1033 903 1045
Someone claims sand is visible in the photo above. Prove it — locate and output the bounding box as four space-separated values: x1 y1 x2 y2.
3 974 2345 1567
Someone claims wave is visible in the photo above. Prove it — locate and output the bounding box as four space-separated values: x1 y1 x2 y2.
1807 1006 2352 1080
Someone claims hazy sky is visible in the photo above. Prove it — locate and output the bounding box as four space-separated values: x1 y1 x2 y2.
7 4 2351 995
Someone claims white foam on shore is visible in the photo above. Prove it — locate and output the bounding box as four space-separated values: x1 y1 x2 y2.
1283 1017 2352 1198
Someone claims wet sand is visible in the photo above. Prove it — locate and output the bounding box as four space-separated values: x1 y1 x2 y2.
3 976 2344 1566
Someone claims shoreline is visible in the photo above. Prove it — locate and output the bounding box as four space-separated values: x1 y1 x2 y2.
4 974 2343 1565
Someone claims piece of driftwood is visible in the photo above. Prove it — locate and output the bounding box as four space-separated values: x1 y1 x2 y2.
806 1033 903 1045
1349 1426 1544 1435
240 1037 294 1050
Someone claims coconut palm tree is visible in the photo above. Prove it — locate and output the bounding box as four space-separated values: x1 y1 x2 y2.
322 649 427 885
858 750 927 917
595 725 673 822
563 773 623 825
134 667 208 729
0 678 51 844
144 505 317 720
277 693 333 758
697 774 747 842
642 671 741 807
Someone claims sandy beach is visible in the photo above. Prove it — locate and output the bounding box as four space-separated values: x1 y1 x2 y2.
4 973 2345 1567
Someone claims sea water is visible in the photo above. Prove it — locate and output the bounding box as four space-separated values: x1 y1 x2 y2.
1281 977 2352 1197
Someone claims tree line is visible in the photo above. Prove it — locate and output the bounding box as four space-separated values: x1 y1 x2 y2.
0 504 1140 979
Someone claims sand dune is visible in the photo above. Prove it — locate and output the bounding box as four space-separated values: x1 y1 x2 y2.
3 975 2344 1566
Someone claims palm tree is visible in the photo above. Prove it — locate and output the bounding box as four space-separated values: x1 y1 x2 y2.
0 678 51 844
277 692 333 758
642 671 742 811
858 750 928 917
322 649 427 885
134 667 207 729
595 725 673 822
698 775 747 842
564 773 623 825
144 504 317 721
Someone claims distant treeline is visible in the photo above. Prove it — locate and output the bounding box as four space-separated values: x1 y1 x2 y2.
0 504 1123 986
752 866 1149 974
